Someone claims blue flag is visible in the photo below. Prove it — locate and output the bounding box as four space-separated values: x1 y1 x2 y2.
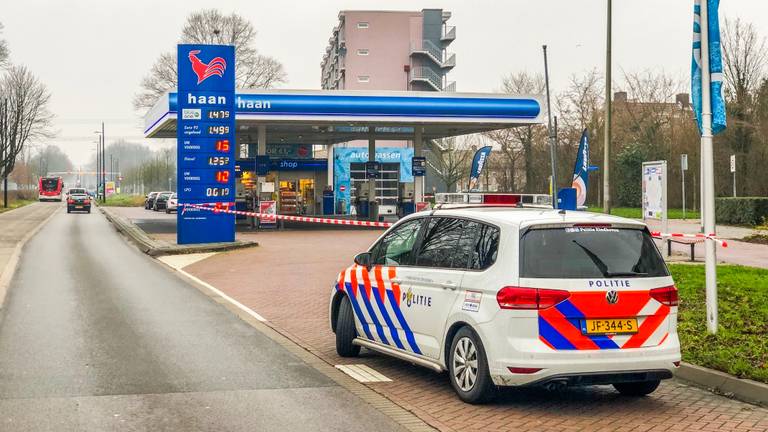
571 129 589 207
468 146 492 191
691 0 726 135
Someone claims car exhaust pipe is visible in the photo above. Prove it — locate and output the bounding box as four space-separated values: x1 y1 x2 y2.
544 379 568 392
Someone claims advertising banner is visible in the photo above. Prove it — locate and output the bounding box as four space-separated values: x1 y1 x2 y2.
333 147 413 210
691 0 726 135
468 146 492 191
259 200 277 227
570 129 589 207
177 44 236 244
105 181 116 197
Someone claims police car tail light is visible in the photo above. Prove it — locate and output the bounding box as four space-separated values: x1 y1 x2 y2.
649 285 679 306
496 287 570 310
507 367 542 374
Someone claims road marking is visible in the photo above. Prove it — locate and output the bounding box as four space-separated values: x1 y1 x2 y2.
158 252 217 270
159 254 267 323
335 364 392 383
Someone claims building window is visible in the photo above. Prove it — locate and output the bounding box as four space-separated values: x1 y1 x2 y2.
357 22 369 29
356 48 369 56
357 75 370 83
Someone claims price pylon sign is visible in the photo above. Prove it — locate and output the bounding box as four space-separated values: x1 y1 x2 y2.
176 44 236 244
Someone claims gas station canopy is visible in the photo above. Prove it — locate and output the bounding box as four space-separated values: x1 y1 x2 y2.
144 89 546 142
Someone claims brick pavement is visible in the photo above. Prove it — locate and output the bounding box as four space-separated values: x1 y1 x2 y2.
183 229 768 432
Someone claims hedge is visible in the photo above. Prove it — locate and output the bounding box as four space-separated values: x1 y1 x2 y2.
715 197 768 225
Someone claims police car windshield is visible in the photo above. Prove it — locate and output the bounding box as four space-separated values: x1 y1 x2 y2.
520 227 668 279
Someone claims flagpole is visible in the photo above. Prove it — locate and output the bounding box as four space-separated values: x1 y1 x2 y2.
700 0 718 334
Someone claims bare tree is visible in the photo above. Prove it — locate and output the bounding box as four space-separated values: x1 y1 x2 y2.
134 9 287 110
0 65 53 203
0 23 9 69
721 17 767 155
428 136 473 192
723 17 767 101
496 72 548 192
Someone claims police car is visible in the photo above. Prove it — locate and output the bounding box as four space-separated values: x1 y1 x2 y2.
329 194 680 403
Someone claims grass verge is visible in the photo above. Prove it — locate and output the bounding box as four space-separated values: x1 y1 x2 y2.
0 199 35 214
104 194 145 207
670 263 768 383
589 207 701 219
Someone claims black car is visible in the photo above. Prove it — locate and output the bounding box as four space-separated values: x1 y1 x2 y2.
145 192 159 209
153 192 174 211
67 193 91 214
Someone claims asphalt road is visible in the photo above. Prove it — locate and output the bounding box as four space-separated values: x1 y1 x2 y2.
0 206 404 432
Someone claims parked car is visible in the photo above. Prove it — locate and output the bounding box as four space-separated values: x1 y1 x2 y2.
145 192 159 210
165 193 178 213
66 193 91 214
153 191 174 211
329 200 680 404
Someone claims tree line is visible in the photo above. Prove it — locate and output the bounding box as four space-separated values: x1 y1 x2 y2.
0 22 53 204
431 17 768 208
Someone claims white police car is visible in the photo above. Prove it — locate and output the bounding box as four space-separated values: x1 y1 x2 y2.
329 199 680 403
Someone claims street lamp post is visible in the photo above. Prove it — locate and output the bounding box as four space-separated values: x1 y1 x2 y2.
94 131 102 201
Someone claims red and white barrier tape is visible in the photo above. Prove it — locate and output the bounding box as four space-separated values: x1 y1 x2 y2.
183 203 393 228
650 231 728 248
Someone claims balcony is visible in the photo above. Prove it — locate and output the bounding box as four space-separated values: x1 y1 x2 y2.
410 39 456 70
441 26 456 43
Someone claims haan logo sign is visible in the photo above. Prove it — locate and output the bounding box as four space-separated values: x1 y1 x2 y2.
188 50 227 84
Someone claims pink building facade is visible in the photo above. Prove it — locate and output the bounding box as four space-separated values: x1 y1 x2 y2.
321 9 456 92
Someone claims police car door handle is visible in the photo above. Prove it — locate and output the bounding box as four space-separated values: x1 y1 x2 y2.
391 278 403 284
441 282 458 290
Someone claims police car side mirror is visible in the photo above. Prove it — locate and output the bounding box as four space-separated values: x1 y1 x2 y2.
354 252 372 268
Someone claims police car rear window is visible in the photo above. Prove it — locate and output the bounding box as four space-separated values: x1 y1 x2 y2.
520 227 668 279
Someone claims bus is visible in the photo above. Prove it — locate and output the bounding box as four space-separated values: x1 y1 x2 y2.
38 176 64 201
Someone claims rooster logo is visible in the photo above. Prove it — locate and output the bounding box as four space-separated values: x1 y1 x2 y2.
188 50 227 84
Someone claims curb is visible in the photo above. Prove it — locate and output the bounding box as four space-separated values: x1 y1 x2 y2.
676 362 768 407
0 205 59 310
99 207 257 256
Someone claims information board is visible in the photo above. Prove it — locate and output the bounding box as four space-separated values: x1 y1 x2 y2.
642 160 667 222
412 156 426 177
177 44 236 244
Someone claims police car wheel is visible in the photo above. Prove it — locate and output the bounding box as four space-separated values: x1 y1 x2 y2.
613 379 661 396
449 327 496 404
336 296 361 357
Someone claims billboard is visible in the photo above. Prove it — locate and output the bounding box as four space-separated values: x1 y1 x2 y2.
177 44 236 244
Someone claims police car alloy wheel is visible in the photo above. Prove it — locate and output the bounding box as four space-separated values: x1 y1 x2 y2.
448 327 496 404
335 296 361 357
453 337 477 392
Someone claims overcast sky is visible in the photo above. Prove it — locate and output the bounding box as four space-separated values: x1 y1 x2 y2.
3 0 767 165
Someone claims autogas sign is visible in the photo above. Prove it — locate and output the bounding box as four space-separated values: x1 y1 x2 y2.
177 44 236 244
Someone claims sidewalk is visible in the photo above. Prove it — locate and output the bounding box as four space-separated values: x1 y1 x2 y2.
0 202 60 306
645 218 768 269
